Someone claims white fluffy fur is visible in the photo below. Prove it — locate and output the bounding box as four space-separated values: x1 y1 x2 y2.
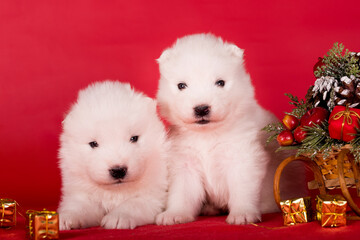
155 33 303 225
58 81 168 230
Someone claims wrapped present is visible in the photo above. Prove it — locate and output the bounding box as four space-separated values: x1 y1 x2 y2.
280 197 312 225
0 198 16 228
26 209 59 240
316 194 347 227
328 105 360 142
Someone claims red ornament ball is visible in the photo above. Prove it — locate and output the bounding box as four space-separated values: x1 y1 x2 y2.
282 114 299 131
300 107 329 127
294 126 307 143
277 130 294 146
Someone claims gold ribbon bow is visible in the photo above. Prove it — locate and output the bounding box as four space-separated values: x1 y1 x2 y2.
330 105 360 140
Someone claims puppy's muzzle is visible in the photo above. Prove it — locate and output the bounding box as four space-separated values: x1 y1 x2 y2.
109 166 128 180
194 105 211 118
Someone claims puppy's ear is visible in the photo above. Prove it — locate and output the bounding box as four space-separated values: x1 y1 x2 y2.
61 112 72 127
156 48 172 64
227 44 244 59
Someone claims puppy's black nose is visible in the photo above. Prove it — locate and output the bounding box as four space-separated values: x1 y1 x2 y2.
194 105 210 117
109 166 128 179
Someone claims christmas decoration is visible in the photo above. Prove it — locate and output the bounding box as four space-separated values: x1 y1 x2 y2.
314 43 360 80
263 42 360 162
282 114 299 130
328 105 360 142
308 43 360 110
0 198 16 228
267 43 360 221
280 197 312 226
316 194 347 227
277 130 294 146
293 126 306 143
300 107 329 127
26 209 59 240
312 57 324 76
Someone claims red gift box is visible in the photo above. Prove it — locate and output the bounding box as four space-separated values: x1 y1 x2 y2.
328 106 360 142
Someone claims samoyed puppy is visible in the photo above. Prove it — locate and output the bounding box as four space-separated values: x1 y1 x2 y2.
58 81 168 230
155 33 303 225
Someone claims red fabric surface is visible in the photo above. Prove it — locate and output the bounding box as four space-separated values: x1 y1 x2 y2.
1 0 360 239
3 212 360 240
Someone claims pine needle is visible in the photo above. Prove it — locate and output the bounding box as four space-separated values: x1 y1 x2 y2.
284 93 309 118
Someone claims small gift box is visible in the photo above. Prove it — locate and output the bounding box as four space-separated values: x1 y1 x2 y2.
328 105 360 142
316 194 347 227
0 198 16 228
26 209 59 240
280 196 312 225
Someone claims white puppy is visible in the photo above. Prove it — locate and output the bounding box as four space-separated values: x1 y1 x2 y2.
155 33 302 225
58 81 168 230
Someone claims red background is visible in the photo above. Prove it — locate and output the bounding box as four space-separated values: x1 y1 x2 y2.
1 0 360 238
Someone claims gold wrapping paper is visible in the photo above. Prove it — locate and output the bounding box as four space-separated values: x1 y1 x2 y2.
26 209 59 240
316 194 347 227
0 198 16 228
280 197 311 225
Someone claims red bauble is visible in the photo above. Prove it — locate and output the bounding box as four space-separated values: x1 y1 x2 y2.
277 130 294 146
294 126 307 143
282 114 299 131
313 57 324 77
300 107 329 127
328 106 360 142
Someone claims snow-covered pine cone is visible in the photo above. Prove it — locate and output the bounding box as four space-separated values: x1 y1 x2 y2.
306 76 337 110
335 76 359 108
306 75 360 110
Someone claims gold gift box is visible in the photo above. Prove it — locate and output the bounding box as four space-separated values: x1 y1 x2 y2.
26 209 59 240
280 196 312 225
316 194 347 227
0 198 16 228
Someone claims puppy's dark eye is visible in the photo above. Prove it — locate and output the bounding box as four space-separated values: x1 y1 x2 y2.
215 80 225 87
130 136 139 143
89 141 99 148
177 82 187 90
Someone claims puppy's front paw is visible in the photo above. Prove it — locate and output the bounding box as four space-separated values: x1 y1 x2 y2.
101 214 137 229
59 212 84 230
156 211 195 225
226 212 261 225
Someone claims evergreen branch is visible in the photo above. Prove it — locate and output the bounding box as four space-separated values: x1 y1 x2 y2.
296 123 331 159
275 145 300 153
314 42 360 79
262 122 284 133
284 93 309 118
262 122 284 145
266 133 278 145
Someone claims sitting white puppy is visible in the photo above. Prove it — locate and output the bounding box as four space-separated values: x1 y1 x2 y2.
155 33 302 225
58 81 168 230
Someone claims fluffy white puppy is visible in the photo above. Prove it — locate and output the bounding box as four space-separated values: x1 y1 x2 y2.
155 33 302 225
58 81 168 230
